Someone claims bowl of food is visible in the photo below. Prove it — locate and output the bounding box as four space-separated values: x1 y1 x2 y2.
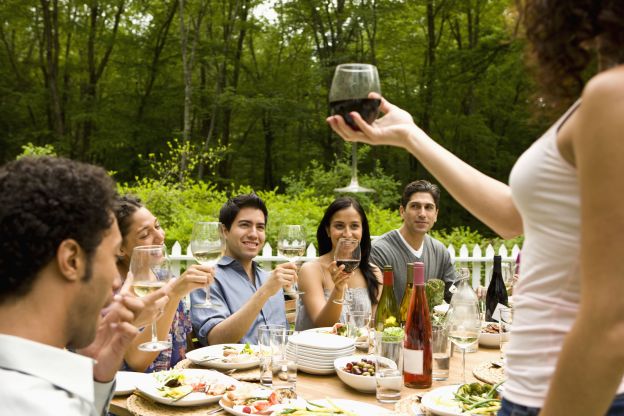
479 322 508 348
333 355 396 393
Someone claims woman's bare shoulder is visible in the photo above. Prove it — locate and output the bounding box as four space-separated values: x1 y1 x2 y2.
582 65 624 106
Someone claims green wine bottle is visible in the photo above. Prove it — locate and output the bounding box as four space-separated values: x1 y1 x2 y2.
400 262 414 326
375 265 400 331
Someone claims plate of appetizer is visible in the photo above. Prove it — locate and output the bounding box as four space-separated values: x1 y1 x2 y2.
219 387 301 415
420 382 502 416
186 343 260 370
272 398 393 415
135 369 239 406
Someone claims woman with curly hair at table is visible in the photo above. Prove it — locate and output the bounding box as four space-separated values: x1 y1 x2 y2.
328 2 624 414
114 195 214 372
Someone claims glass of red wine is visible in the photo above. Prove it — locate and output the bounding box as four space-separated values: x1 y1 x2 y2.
329 63 380 193
333 237 361 305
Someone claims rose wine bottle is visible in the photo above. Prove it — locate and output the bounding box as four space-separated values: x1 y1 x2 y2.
485 255 509 322
399 262 414 326
403 261 432 388
375 265 400 331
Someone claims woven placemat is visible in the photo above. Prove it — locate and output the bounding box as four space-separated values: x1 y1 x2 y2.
174 358 261 382
126 394 221 416
472 360 506 385
393 393 424 416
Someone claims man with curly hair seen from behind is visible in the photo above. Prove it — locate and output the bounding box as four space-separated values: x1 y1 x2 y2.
0 157 143 415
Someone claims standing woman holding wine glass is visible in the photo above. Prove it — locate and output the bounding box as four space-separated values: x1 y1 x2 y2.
114 195 215 372
296 197 382 331
328 2 624 414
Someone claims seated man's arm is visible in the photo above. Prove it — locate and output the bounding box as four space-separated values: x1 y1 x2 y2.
441 250 456 303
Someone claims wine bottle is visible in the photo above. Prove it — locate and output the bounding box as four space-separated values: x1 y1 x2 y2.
375 265 400 331
399 263 414 325
485 255 509 322
403 261 432 388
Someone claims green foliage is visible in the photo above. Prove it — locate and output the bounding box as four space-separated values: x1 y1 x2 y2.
425 279 446 313
16 143 57 159
282 144 402 210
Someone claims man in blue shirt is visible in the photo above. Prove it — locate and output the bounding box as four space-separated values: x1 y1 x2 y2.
191 193 296 345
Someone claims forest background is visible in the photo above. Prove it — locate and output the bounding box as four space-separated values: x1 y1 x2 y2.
1 0 568 249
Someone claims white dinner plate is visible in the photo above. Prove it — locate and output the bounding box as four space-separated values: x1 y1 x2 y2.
186 344 260 370
420 385 464 416
288 332 355 350
296 362 337 375
218 389 305 416
135 369 239 407
284 399 393 415
114 371 150 396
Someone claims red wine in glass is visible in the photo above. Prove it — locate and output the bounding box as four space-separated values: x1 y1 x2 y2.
336 259 360 273
330 98 381 131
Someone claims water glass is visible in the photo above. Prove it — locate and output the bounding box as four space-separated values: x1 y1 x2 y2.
273 330 297 390
257 324 285 387
374 331 402 403
346 308 372 352
499 307 513 360
432 325 450 381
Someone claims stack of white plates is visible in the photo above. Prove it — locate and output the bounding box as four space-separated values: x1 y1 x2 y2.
286 332 355 375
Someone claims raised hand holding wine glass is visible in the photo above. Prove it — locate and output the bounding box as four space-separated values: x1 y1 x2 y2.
191 221 224 308
332 237 361 305
329 63 380 193
277 224 306 296
130 244 173 352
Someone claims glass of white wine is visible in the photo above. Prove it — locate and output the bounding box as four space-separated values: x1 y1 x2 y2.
130 244 172 352
446 301 481 384
277 224 306 296
190 221 224 308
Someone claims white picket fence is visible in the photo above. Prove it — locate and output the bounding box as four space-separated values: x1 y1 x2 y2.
167 240 521 289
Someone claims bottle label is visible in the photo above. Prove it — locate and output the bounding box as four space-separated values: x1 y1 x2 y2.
491 303 507 322
403 349 423 375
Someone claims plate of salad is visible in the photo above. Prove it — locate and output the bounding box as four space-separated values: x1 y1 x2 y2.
135 369 239 406
219 387 302 415
420 382 502 415
186 343 260 370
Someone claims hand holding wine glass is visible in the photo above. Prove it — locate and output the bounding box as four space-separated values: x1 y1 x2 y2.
332 237 361 305
190 221 224 308
130 244 173 352
277 224 306 296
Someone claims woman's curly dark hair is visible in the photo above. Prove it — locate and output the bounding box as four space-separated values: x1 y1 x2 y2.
521 0 624 100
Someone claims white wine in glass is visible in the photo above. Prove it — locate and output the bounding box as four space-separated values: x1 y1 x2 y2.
333 237 360 305
191 221 224 308
446 302 481 384
277 224 306 296
130 244 172 352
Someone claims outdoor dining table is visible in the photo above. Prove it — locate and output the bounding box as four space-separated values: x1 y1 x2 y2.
109 346 502 416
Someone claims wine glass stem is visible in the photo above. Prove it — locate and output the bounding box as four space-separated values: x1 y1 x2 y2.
150 320 159 344
205 284 211 304
462 348 467 384
351 142 358 182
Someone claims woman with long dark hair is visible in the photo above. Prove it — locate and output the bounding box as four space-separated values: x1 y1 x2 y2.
296 197 381 330
328 2 624 415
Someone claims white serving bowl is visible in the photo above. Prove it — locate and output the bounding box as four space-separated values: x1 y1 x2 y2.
333 355 396 393
479 322 509 348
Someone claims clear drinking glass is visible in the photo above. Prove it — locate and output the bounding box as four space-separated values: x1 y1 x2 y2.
499 307 513 361
347 307 372 352
333 237 361 305
329 63 380 194
446 301 481 384
258 324 285 387
277 224 306 296
190 221 224 308
432 324 450 380
130 245 172 352
273 329 298 391
374 330 403 403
